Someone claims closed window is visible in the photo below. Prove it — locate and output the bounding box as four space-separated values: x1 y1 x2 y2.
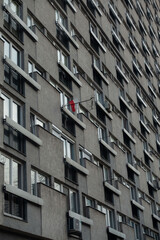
69 189 79 213
2 37 20 66
62 138 74 160
0 154 22 188
31 169 49 196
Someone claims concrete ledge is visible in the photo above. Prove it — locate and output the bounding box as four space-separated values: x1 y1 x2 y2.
131 199 144 211
132 60 142 76
69 210 93 226
119 96 132 112
140 120 150 134
93 64 109 85
123 128 136 144
153 115 160 126
108 3 121 23
137 93 147 107
97 101 113 120
4 4 38 42
148 85 157 98
62 107 86 129
152 214 160 222
58 61 82 86
100 139 117 156
104 181 121 196
65 157 89 175
4 184 43 206
56 21 79 49
129 37 139 53
108 227 126 239
67 0 77 12
90 29 106 52
115 65 129 83
144 149 154 162
127 163 140 175
111 30 125 50
5 116 42 146
126 13 136 30
5 57 41 90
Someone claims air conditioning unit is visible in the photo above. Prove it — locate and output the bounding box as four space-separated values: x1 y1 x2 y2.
69 217 81 234
104 101 112 112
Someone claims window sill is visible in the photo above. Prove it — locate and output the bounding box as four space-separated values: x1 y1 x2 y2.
4 184 43 206
62 107 86 129
131 199 144 211
65 157 89 175
4 212 23 221
123 128 136 144
137 93 147 108
119 96 132 112
56 20 79 49
58 61 82 87
111 30 125 50
127 163 140 175
3 4 38 42
104 181 121 196
99 139 117 156
90 29 106 52
93 63 109 85
107 227 126 239
69 210 93 226
4 57 41 91
96 100 113 120
115 65 129 83
139 120 150 134
152 213 160 222
144 149 154 162
4 116 42 146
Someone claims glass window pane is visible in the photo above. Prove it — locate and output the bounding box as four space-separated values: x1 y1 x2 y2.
12 47 19 65
36 118 44 127
3 39 10 58
70 190 77 212
1 94 10 118
31 170 36 195
11 1 18 14
12 102 19 123
27 15 32 27
62 138 66 157
2 155 10 185
37 173 46 184
12 161 19 187
67 142 71 158
28 62 33 74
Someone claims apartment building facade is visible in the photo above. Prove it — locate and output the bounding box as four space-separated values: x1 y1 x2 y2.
0 0 160 239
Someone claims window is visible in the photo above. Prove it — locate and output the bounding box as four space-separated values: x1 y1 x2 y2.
28 61 44 80
57 50 69 68
98 126 107 142
4 0 21 17
62 138 74 160
4 192 26 219
2 37 20 66
31 169 49 196
4 63 25 95
54 181 63 192
1 93 23 125
103 166 111 182
130 186 137 201
79 148 92 167
105 208 115 228
0 154 22 188
59 67 72 90
134 222 141 239
65 163 77 183
69 189 79 213
30 113 46 135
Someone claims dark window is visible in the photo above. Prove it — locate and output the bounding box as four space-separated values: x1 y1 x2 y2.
58 0 66 11
4 11 23 41
116 70 124 85
87 0 96 16
4 192 26 219
93 69 102 87
112 34 120 50
123 132 131 149
105 188 114 204
144 153 150 167
65 163 77 183
62 113 75 135
4 63 25 95
132 204 139 219
140 123 147 138
148 184 154 197
127 167 135 182
90 35 99 54
152 217 158 230
120 101 127 116
4 124 26 154
57 27 69 50
96 105 105 123
100 144 110 162
59 67 72 91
